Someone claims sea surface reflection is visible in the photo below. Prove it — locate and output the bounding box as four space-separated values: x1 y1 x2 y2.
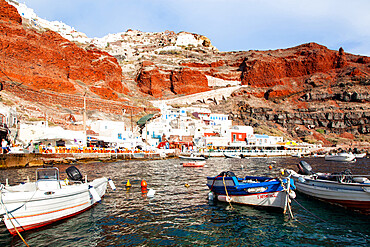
0 157 369 246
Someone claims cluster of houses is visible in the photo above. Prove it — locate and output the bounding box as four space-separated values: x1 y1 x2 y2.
0 102 320 156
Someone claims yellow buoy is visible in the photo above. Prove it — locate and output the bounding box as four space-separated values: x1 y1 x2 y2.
185 183 190 188
126 179 132 187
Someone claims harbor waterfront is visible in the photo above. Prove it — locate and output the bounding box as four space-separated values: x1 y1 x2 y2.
0 157 368 246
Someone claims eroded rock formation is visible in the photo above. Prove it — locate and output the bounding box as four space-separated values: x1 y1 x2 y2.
0 0 128 100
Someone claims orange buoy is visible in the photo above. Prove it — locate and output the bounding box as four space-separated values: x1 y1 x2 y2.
269 165 273 169
126 179 132 187
141 179 147 188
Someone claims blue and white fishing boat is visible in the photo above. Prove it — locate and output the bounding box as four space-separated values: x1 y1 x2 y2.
207 171 295 213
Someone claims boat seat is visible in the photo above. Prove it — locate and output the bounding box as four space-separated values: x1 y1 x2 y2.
5 183 37 192
36 179 61 191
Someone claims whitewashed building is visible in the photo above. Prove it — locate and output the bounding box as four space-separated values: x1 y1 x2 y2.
143 104 208 147
89 120 140 149
0 105 17 128
247 134 284 146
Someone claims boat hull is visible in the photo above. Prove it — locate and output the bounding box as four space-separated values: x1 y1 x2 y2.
217 191 287 209
324 153 356 162
291 173 370 214
207 176 292 210
1 177 108 235
354 153 367 159
182 161 206 167
223 153 242 159
179 155 206 161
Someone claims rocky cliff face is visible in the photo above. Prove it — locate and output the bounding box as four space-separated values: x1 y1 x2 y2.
1 0 370 145
131 37 370 144
135 42 369 100
0 0 127 100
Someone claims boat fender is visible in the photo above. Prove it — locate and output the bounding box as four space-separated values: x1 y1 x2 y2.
298 177 306 183
66 166 83 182
147 189 155 197
208 191 215 201
108 178 116 191
289 190 296 199
88 185 101 202
297 161 313 175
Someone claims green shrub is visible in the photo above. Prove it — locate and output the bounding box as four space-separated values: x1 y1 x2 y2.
316 129 325 134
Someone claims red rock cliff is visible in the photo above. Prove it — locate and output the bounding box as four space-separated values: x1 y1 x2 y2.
136 42 369 99
0 0 127 100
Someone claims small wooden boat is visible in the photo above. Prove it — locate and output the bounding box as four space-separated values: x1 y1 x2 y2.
324 152 356 162
207 171 295 213
179 154 206 160
288 161 370 214
182 161 206 167
0 166 115 235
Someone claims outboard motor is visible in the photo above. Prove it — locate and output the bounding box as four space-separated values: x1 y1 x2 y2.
297 161 313 175
218 171 236 177
66 166 83 182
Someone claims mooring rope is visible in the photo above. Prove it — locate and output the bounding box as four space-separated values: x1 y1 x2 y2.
0 185 30 247
222 175 234 210
291 197 327 223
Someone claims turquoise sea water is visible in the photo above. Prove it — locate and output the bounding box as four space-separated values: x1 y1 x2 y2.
0 157 369 246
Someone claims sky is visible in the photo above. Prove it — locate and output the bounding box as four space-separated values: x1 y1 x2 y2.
20 0 370 56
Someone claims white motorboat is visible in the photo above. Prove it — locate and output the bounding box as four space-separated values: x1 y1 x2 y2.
179 153 206 160
288 161 370 214
223 153 244 159
324 152 356 162
354 153 367 159
0 166 115 235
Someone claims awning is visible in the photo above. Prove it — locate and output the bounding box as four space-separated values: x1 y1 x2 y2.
137 114 155 126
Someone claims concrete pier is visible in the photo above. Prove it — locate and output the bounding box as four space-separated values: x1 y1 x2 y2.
0 152 168 169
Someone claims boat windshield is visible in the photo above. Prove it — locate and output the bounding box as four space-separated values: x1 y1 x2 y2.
36 167 59 180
